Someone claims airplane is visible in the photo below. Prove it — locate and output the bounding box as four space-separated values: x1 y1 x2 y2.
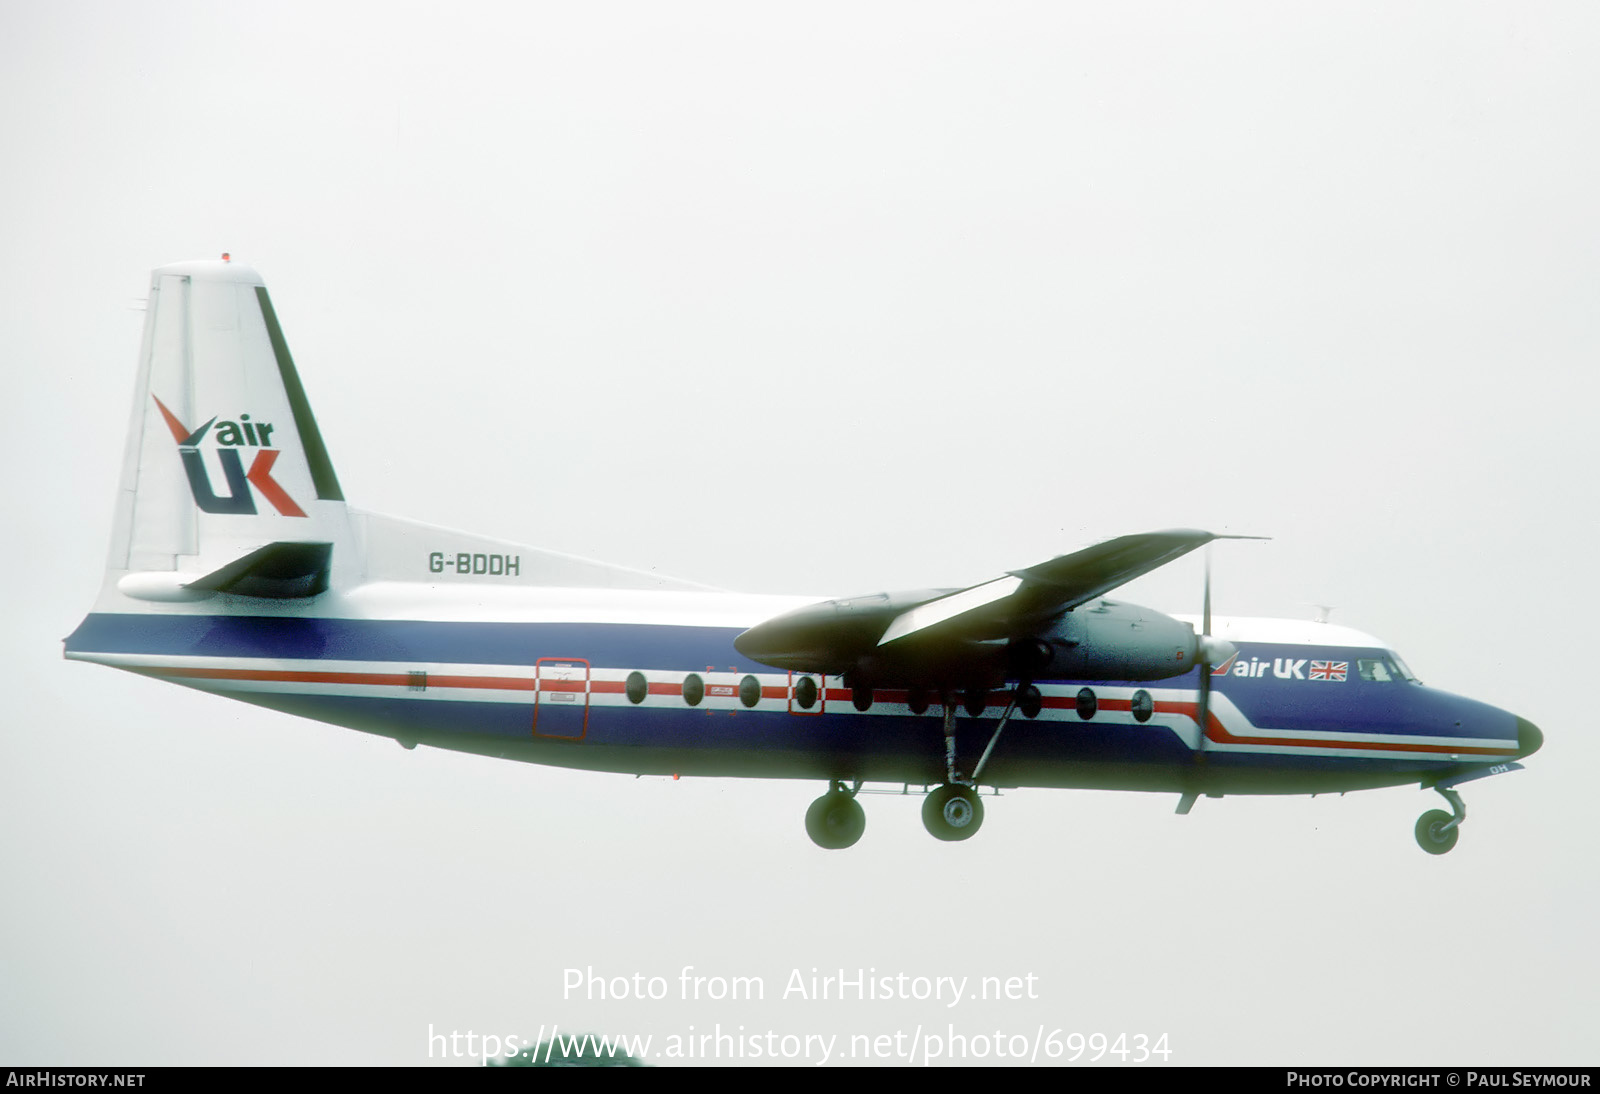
64 258 1543 855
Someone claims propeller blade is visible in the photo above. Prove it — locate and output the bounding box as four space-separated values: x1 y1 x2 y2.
1191 536 1265 760
1195 544 1215 760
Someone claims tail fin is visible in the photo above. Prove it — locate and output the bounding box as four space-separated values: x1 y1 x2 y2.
102 259 351 603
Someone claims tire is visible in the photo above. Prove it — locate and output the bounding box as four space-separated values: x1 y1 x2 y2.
922 784 985 842
805 792 865 850
1414 809 1460 855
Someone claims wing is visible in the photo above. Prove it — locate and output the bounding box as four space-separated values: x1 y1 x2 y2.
734 529 1228 682
877 528 1220 645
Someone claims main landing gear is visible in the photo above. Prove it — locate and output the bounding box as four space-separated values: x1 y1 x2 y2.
919 695 1005 841
804 688 1030 849
922 783 984 841
805 781 866 850
1414 785 1466 855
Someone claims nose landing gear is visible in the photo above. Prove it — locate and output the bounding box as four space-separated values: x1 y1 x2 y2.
1414 785 1466 855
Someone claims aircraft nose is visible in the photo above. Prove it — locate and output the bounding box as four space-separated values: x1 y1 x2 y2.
1516 716 1544 759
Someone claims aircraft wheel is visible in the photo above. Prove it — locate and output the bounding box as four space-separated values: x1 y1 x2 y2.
922 784 984 842
805 791 865 850
1414 809 1460 855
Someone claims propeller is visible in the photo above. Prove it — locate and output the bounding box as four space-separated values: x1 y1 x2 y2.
1191 536 1265 760
1194 548 1218 760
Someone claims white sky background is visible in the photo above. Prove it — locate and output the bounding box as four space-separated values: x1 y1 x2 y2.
2 0 1596 1066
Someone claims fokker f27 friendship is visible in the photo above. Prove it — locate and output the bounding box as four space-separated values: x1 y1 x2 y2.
65 260 1542 854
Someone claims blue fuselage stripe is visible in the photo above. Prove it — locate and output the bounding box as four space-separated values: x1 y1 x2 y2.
66 612 753 669
64 612 1521 791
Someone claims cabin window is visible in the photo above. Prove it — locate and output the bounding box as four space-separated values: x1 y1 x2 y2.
1131 689 1153 723
1076 687 1097 720
794 675 819 710
739 674 761 708
625 671 647 704
683 673 705 706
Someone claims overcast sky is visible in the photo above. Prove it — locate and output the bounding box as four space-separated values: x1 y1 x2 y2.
3 1 1596 1066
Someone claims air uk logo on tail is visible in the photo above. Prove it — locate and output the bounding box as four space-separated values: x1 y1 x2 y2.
152 395 306 517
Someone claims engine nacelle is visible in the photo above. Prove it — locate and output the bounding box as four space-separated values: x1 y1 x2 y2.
736 591 1206 687
1036 599 1201 682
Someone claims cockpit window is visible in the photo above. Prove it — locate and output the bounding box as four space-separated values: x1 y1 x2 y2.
1358 654 1419 683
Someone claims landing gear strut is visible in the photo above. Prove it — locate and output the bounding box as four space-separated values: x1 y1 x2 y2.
801 686 1028 848
1415 785 1466 855
805 781 865 850
920 690 1022 842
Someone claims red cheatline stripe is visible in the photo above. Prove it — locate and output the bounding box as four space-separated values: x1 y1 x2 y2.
136 667 1515 754
148 668 817 705
1152 698 1517 756
144 666 534 691
144 666 748 703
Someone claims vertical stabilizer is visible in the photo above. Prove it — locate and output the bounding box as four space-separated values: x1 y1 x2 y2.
102 259 351 604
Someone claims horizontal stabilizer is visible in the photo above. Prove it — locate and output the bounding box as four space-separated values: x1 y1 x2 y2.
185 541 333 599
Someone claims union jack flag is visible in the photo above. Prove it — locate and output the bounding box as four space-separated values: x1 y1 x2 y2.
1309 660 1348 682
